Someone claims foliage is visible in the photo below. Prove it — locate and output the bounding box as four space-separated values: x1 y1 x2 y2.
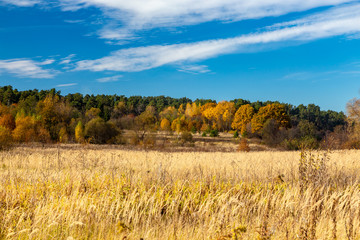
75 121 85 143
180 131 193 144
0 126 13 150
0 86 350 148
238 138 250 152
251 103 290 133
233 130 239 138
232 104 254 135
84 117 119 144
209 129 219 137
12 115 50 143
160 118 171 131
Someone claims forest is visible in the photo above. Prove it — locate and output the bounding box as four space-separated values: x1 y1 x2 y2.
0 85 358 150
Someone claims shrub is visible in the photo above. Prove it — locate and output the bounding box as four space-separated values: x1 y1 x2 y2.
84 117 119 144
202 132 207 137
238 138 250 152
299 136 319 150
233 130 239 138
180 132 193 143
209 129 219 137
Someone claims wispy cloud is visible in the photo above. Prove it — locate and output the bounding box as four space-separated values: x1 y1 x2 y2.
96 75 123 83
0 0 40 7
178 65 211 74
58 0 356 41
59 54 76 65
74 4 360 73
0 58 57 78
56 83 77 87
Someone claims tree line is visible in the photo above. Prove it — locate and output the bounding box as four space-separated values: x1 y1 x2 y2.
0 85 355 150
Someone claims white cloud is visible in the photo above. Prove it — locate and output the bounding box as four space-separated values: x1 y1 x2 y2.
178 65 211 74
0 58 57 78
74 4 360 73
58 0 355 40
0 0 40 7
96 75 123 83
59 54 76 65
56 83 78 87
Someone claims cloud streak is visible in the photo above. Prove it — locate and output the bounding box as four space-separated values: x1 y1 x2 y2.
0 0 40 7
57 0 356 41
74 4 360 73
0 58 57 78
96 75 123 83
56 83 78 87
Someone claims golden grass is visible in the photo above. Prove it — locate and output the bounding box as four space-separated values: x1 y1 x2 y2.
0 146 360 239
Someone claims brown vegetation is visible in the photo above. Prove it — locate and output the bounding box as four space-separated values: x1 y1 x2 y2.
0 146 359 239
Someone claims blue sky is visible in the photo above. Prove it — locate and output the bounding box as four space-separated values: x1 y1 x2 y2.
0 0 360 112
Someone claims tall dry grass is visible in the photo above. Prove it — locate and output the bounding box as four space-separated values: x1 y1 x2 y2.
0 146 359 239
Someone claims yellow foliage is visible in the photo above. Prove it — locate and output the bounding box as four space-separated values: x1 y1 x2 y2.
232 104 255 135
251 103 290 133
75 121 85 143
160 118 171 131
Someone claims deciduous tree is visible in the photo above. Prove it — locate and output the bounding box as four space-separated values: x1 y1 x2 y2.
232 104 254 135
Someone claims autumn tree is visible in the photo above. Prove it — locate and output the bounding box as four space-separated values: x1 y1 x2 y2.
160 118 171 131
84 117 118 144
134 106 157 141
12 115 50 143
344 98 360 148
75 121 85 143
159 106 178 122
347 98 360 122
202 101 235 131
85 107 101 121
251 103 290 133
232 104 255 135
171 115 188 134
36 94 74 140
0 126 13 150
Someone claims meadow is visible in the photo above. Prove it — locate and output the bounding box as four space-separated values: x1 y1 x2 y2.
0 146 360 239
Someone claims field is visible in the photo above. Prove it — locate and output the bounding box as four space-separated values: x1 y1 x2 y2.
0 146 360 239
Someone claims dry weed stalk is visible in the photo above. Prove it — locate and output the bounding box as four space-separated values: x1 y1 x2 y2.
0 147 359 239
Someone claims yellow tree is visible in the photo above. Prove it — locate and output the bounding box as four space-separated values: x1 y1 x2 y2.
251 103 290 133
232 104 255 135
75 121 85 143
185 102 202 132
201 102 217 129
12 115 50 143
202 101 235 131
159 106 178 122
160 118 171 131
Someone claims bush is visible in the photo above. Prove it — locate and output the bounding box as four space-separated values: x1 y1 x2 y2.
180 132 193 144
85 117 119 144
342 139 360 149
299 136 319 150
233 130 239 138
202 132 207 137
209 129 219 137
238 138 250 152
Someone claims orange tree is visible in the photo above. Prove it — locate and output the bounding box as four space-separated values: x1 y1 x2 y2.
231 104 254 135
251 103 290 133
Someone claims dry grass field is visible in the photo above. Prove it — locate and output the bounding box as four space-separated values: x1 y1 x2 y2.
0 146 360 239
